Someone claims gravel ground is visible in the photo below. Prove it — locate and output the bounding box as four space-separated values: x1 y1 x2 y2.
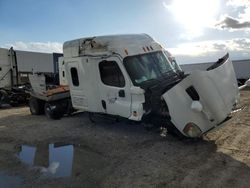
0 90 250 188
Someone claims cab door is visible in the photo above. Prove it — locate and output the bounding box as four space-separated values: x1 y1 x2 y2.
66 60 88 110
98 57 132 118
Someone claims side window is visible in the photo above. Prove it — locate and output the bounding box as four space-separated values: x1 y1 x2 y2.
70 67 79 86
99 61 125 87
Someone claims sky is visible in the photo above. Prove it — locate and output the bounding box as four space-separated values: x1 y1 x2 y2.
0 0 250 64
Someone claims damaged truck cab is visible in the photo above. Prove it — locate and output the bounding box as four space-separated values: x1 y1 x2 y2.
61 34 239 138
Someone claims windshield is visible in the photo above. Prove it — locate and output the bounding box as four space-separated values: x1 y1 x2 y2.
123 51 178 86
163 51 182 72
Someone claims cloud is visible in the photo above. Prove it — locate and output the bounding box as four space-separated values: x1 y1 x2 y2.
216 0 250 30
168 38 250 63
1 41 62 53
168 41 226 57
227 0 250 20
162 1 169 9
169 38 250 56
40 162 60 174
230 38 250 50
216 16 250 29
163 0 220 39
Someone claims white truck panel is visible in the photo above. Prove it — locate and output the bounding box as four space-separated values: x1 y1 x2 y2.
58 57 68 86
232 59 250 79
181 59 250 80
63 34 162 59
0 48 11 88
28 74 46 95
16 51 54 73
0 48 9 66
180 63 211 73
163 56 239 135
65 57 101 113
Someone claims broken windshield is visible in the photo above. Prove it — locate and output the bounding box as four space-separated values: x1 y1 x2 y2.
123 51 177 86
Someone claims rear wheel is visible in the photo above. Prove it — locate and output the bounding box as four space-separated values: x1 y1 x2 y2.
166 121 185 139
29 97 45 115
44 102 64 119
0 90 9 106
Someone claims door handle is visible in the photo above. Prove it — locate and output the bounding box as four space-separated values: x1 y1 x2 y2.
118 90 125 98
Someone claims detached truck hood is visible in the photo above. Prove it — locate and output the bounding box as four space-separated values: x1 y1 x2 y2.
162 54 239 137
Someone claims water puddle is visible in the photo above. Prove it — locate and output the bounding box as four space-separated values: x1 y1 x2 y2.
17 142 108 181
18 143 74 178
0 171 22 188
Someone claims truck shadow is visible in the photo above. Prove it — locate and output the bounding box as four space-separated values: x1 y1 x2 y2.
0 104 27 110
5 137 250 188
0 112 249 187
70 113 250 187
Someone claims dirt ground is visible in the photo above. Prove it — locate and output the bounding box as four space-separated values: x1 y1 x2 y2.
0 90 250 188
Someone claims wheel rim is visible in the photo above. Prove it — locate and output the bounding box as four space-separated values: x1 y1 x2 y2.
45 104 52 117
30 103 36 113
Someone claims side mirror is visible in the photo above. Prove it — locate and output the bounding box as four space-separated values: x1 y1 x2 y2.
119 90 125 98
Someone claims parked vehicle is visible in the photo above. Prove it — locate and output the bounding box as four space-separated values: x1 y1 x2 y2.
0 47 62 107
180 59 250 86
0 47 29 106
28 34 241 138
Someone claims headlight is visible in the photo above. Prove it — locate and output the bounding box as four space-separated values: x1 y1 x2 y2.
183 122 202 138
191 101 203 112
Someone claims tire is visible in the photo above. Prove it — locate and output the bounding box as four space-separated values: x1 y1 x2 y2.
29 97 45 115
0 90 9 106
166 121 185 139
44 102 64 120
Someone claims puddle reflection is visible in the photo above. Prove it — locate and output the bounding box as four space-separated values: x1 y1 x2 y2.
17 142 108 183
18 143 73 178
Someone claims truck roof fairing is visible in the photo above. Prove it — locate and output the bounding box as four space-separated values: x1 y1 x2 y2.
63 34 163 58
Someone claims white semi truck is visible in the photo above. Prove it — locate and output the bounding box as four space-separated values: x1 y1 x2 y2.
0 47 62 107
28 34 242 138
0 47 29 106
